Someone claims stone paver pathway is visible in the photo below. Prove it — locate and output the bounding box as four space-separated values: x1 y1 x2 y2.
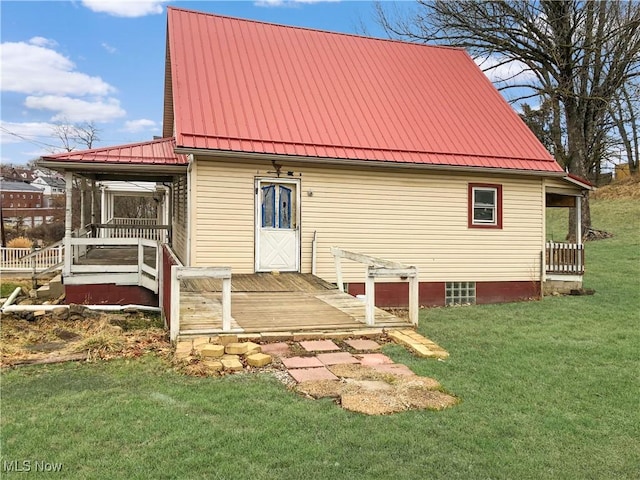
299 340 340 352
175 329 449 379
345 339 381 351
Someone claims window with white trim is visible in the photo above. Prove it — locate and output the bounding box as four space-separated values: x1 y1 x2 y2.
468 183 503 229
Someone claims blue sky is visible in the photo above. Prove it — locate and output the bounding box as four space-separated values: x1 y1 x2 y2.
0 1 530 167
0 1 393 166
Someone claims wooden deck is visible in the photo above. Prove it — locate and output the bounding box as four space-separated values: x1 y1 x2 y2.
179 273 411 335
75 246 156 266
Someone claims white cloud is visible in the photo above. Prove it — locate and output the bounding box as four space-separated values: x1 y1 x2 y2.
0 121 57 145
29 36 58 48
0 41 114 96
255 0 339 6
24 95 126 123
474 55 537 86
123 119 158 133
102 42 117 54
81 0 166 17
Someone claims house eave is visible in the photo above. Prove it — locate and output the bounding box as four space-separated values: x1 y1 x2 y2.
174 147 566 178
38 160 187 181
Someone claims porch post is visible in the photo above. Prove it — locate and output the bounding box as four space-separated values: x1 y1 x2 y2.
90 180 96 236
365 268 376 326
575 196 583 246
79 178 86 231
408 268 419 326
100 185 106 237
64 171 73 276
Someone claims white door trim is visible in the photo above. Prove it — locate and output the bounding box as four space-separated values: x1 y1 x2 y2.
254 177 301 272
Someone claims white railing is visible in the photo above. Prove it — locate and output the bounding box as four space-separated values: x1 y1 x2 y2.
101 219 167 241
0 245 64 272
546 242 585 275
330 247 419 326
169 267 232 341
97 219 169 242
64 237 160 293
110 217 157 225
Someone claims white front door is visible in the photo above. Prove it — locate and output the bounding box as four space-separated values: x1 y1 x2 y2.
255 179 300 272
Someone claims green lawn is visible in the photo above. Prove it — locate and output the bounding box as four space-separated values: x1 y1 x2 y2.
2 199 638 479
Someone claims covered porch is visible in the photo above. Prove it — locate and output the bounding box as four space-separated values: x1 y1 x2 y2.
38 138 188 304
543 175 592 294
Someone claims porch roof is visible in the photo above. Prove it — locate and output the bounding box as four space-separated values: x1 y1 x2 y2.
40 137 186 166
38 137 187 181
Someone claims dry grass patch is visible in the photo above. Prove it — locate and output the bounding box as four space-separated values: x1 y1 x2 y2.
327 363 397 383
593 175 640 199
296 363 456 415
1 312 170 367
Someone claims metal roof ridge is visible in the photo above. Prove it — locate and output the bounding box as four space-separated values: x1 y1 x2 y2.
166 6 465 53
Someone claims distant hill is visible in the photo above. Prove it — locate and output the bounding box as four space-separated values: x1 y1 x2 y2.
592 175 639 200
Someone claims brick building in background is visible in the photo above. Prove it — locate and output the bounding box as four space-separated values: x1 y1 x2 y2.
0 180 56 228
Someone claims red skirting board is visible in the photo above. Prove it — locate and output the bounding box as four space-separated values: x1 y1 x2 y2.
347 281 540 308
65 284 158 307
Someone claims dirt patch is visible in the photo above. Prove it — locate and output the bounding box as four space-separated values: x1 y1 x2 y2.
296 379 344 398
295 363 456 415
327 363 397 383
1 310 170 367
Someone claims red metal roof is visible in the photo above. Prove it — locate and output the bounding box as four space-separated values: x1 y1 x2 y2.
41 137 187 166
166 7 562 173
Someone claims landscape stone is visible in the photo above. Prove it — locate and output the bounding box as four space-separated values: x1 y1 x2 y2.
221 358 244 372
200 344 225 358
246 353 272 367
225 342 250 355
203 360 223 372
218 335 239 345
243 342 262 355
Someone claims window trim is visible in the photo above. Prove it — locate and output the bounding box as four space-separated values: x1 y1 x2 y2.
468 183 503 229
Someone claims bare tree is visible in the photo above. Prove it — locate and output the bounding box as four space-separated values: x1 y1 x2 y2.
73 122 100 149
609 80 639 175
51 120 101 152
376 0 640 234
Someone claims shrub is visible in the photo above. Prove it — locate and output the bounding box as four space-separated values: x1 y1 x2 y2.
7 237 33 248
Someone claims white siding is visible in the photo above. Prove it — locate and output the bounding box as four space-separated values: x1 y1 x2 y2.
192 157 545 283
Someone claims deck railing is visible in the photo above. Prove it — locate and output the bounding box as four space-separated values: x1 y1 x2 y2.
330 247 419 326
169 266 233 341
97 218 170 242
0 244 64 272
64 237 160 293
545 242 584 275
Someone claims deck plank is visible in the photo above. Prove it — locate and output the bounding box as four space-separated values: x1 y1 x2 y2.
178 273 411 334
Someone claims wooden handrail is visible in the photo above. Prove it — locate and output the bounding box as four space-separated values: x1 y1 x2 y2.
545 242 584 275
170 266 233 341
330 247 419 326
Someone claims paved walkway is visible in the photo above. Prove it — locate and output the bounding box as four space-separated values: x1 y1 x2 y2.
175 329 449 380
264 338 418 382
